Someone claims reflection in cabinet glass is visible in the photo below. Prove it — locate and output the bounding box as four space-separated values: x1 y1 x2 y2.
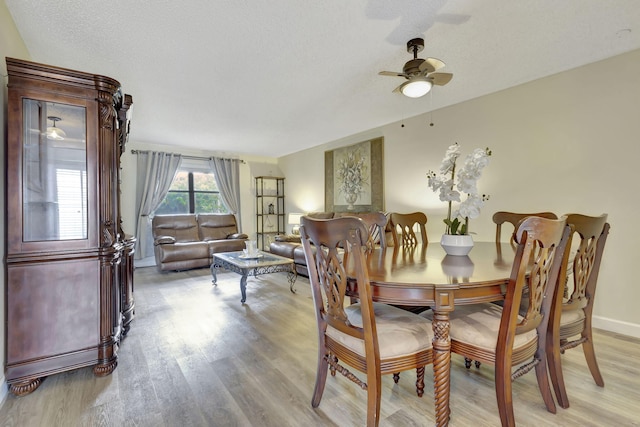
23 100 88 241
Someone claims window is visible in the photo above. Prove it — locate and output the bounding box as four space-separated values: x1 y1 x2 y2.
155 169 227 215
56 168 88 239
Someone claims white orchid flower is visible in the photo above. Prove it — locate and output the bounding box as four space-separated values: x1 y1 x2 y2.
428 144 491 234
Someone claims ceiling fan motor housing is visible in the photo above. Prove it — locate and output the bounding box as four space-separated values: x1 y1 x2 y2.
403 58 425 76
403 38 426 76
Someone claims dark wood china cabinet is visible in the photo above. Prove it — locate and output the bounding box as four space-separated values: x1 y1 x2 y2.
4 58 134 395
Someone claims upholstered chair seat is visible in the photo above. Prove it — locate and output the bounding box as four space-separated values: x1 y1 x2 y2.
328 303 433 359
423 304 537 355
559 308 585 328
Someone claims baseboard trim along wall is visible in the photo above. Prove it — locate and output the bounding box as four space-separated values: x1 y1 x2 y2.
593 316 640 340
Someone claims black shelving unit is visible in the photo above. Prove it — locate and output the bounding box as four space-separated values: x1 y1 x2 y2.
255 176 285 251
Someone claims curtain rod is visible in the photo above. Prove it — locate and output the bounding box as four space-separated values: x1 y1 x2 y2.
130 149 245 163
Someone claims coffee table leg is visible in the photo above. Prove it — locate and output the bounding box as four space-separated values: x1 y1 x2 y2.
211 263 218 285
240 271 249 303
287 266 297 294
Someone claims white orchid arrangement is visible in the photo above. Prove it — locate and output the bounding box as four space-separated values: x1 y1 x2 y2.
427 143 491 235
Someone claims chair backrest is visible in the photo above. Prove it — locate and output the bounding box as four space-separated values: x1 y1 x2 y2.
389 212 428 247
562 213 609 312
500 216 570 352
300 216 378 359
493 211 558 245
335 212 389 250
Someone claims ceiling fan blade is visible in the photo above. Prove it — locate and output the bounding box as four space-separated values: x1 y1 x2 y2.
379 71 407 78
392 83 404 93
429 72 453 86
419 57 446 73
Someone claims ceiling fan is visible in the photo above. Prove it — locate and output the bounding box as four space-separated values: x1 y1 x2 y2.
379 38 453 98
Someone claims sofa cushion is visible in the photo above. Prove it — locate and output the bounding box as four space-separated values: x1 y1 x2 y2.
197 214 240 241
152 214 200 242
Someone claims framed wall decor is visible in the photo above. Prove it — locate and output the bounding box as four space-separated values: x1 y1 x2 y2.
325 137 384 212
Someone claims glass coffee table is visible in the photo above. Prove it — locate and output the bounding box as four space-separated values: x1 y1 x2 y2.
211 251 298 303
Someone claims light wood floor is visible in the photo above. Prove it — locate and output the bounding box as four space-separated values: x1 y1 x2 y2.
1 266 639 426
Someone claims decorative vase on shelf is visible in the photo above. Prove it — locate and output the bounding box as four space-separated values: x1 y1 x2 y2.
440 234 474 256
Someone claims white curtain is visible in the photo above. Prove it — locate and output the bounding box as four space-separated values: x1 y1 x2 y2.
209 157 242 229
134 151 182 259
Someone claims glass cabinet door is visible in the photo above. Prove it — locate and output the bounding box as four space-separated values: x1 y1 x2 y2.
22 99 87 241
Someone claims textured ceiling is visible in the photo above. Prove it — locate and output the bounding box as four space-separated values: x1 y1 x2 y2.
6 0 640 157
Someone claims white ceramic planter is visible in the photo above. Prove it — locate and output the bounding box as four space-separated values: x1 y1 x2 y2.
440 234 474 256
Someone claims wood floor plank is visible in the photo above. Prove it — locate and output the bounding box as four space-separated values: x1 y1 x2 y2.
1 266 639 426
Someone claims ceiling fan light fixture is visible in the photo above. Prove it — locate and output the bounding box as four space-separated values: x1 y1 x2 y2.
46 116 66 140
400 78 433 98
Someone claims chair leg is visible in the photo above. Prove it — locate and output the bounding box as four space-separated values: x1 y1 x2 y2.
311 351 329 408
366 366 382 427
534 356 557 414
495 360 516 427
547 337 570 409
415 366 425 397
582 334 605 387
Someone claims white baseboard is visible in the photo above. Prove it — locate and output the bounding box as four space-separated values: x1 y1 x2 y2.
593 315 640 339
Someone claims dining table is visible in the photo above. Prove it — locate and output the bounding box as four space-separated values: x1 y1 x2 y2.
346 241 516 427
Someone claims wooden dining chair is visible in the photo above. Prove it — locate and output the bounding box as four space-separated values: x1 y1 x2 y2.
388 212 430 316
547 213 609 409
493 211 558 245
492 211 559 310
426 216 570 426
335 211 388 250
389 212 428 247
300 216 434 427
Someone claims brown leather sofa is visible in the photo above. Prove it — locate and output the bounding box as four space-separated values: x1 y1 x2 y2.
269 212 392 276
152 213 248 272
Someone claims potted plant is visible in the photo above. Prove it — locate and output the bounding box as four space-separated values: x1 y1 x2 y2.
428 143 491 255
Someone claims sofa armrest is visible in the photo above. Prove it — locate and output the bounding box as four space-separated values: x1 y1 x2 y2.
154 236 176 245
275 234 302 243
226 233 248 240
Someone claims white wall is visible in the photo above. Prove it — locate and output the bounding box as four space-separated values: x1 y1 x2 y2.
0 0 30 403
279 49 640 338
